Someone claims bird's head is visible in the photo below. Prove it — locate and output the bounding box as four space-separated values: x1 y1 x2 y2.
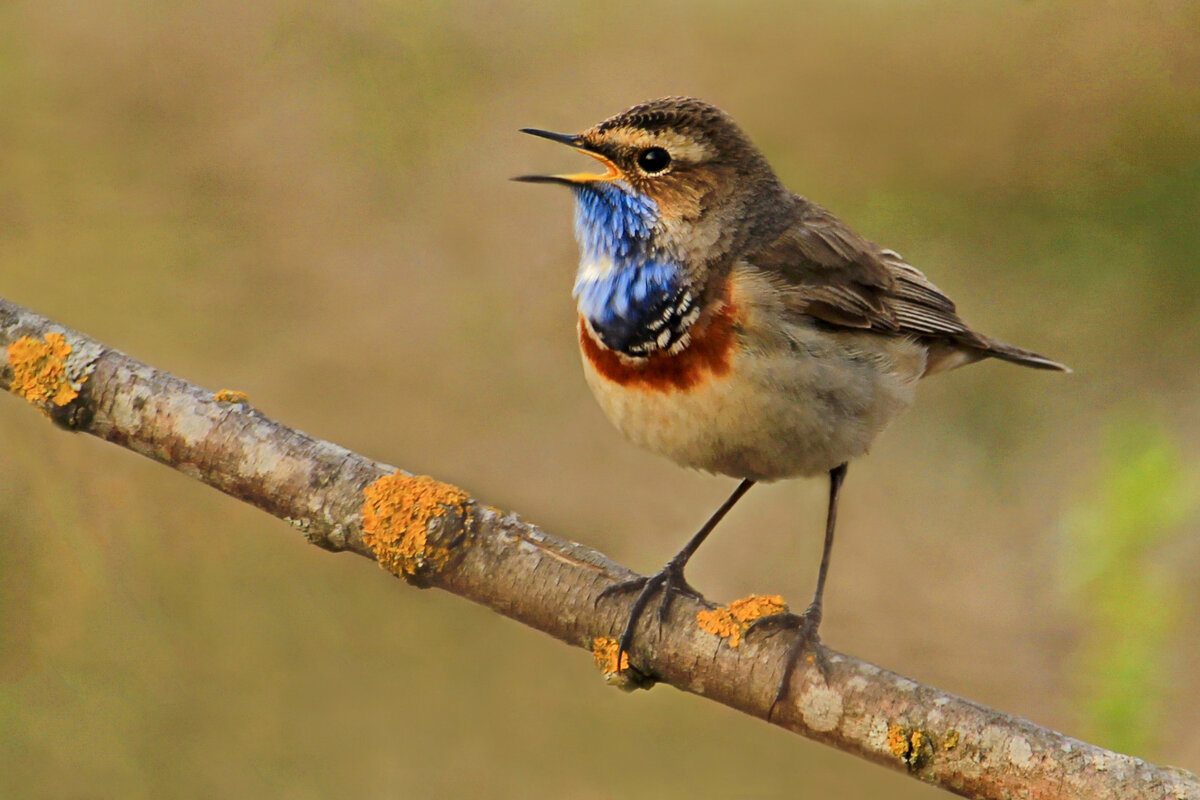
517 96 789 274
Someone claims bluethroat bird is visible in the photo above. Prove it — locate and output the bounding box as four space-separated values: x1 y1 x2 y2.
516 97 1067 705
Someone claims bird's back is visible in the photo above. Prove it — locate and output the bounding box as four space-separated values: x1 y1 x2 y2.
742 195 1069 377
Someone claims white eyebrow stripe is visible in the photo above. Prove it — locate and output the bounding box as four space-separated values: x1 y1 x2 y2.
617 129 712 163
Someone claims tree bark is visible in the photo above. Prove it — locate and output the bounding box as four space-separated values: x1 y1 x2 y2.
1 295 1195 800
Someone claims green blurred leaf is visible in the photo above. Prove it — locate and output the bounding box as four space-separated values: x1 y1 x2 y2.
1061 417 1197 755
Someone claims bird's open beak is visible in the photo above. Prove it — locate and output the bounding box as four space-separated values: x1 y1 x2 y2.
513 128 622 186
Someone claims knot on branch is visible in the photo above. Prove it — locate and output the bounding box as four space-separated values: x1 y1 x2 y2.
361 471 474 587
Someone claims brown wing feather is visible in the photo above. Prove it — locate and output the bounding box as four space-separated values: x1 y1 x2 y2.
745 196 1069 373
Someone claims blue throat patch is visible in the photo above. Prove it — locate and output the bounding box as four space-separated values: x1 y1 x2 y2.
571 182 691 356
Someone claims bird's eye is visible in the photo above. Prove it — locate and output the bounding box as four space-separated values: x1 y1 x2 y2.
636 147 671 174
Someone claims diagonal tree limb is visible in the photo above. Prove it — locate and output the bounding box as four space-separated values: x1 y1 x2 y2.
1 294 1195 800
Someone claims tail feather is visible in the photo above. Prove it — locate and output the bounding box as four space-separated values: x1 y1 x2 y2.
982 337 1071 372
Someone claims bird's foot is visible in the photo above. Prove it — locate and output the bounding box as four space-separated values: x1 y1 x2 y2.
745 603 830 715
596 558 706 670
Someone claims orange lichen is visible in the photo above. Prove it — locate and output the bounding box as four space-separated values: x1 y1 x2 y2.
213 389 250 404
696 594 788 648
887 723 934 770
887 724 909 759
361 472 472 581
6 333 83 411
591 637 629 676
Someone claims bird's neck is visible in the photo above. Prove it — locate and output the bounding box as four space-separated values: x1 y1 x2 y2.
570 183 697 357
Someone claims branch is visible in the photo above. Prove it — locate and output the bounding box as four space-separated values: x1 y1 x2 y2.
1 295 1195 800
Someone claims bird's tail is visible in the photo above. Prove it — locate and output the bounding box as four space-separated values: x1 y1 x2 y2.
981 337 1071 372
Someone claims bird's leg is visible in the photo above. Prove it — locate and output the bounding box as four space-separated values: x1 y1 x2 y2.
597 479 755 670
747 462 848 711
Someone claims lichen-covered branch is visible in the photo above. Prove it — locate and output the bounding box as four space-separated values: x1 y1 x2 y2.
1 295 1195 800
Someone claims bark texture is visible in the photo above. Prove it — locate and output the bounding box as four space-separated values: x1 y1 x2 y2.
2 295 1195 800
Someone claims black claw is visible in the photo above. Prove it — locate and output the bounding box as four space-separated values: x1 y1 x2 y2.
656 572 704 624
655 586 674 625
745 611 802 638
596 561 707 672
744 605 830 718
595 575 648 606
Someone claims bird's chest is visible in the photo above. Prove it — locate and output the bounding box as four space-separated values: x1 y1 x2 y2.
576 284 758 476
576 272 924 481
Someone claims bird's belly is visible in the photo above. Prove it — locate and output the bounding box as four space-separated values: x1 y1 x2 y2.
579 317 925 481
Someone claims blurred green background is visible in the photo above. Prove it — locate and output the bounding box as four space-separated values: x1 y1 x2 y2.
2 1 1198 797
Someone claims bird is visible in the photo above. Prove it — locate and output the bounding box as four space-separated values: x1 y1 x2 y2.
515 96 1067 706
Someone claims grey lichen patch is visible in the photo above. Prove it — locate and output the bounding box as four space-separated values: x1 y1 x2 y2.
175 409 221 445
845 675 870 693
64 337 104 383
799 682 844 732
1006 735 1035 768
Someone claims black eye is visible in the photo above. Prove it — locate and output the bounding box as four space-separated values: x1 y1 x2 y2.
636 147 671 174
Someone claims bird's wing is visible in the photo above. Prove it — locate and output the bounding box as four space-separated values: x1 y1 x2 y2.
743 198 1069 373
746 199 981 342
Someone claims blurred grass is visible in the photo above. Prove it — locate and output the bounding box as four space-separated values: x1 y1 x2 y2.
1061 418 1197 755
1 0 1198 796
